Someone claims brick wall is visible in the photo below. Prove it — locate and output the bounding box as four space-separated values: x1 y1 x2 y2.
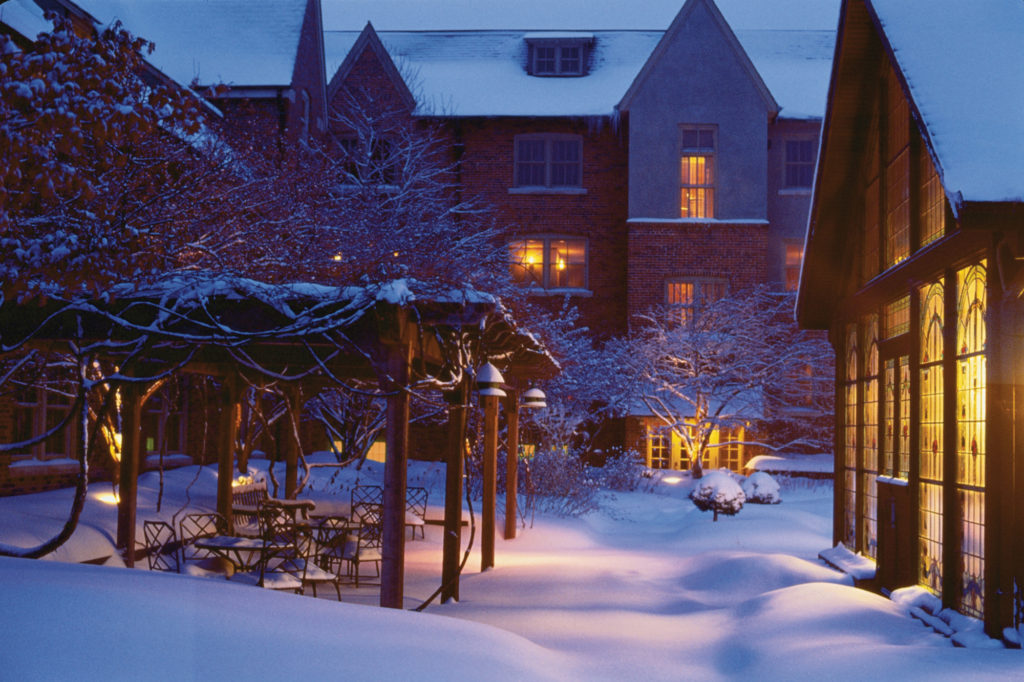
627 221 769 318
457 117 630 338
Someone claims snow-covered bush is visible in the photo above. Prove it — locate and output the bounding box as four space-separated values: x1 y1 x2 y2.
741 471 781 504
597 448 646 492
689 470 745 521
520 448 600 519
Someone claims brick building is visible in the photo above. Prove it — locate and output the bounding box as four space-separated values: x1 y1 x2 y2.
0 0 836 492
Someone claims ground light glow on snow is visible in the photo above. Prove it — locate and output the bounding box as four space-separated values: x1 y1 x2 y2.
1 457 1022 680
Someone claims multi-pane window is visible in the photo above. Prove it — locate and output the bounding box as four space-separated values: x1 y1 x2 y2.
680 127 715 218
920 152 946 247
666 278 728 326
646 427 670 469
335 135 397 185
10 384 75 460
531 44 585 76
884 295 910 338
862 314 879 559
514 135 582 188
956 261 987 618
784 139 815 188
884 66 910 268
785 242 803 292
510 237 587 289
919 279 945 594
843 325 858 549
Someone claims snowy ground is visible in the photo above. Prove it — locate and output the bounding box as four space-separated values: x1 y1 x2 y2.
1 456 1021 680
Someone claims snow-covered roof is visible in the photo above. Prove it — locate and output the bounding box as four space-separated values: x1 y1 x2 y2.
71 0 307 88
0 0 51 41
324 24 835 119
870 0 1024 204
320 0 840 32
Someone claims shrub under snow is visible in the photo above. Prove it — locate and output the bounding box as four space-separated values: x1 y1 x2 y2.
689 470 745 521
741 471 782 504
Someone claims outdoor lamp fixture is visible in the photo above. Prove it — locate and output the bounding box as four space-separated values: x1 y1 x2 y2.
477 361 507 398
522 387 547 409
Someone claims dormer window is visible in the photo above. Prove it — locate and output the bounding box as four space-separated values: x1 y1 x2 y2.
525 33 593 77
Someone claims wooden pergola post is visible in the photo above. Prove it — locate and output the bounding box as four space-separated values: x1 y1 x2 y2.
442 378 469 603
504 390 520 540
283 385 301 499
481 390 499 571
380 340 411 609
116 382 143 566
216 375 241 534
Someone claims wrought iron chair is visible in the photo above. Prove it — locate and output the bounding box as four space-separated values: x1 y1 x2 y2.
179 512 227 565
232 502 303 592
339 502 382 587
405 486 428 540
143 520 180 573
350 484 383 511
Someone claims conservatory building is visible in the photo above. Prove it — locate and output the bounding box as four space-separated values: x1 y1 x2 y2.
797 0 1024 635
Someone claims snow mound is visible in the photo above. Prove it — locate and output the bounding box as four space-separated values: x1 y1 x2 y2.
678 551 850 606
741 471 781 504
0 557 576 681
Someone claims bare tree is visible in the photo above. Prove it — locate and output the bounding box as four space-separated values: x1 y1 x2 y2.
618 287 833 478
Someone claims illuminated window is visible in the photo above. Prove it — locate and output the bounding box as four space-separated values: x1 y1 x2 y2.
843 324 858 549
884 295 910 338
784 139 815 188
862 314 879 559
956 261 986 618
646 427 670 469
680 127 715 218
666 278 728 325
919 279 944 595
920 152 946 247
785 242 803 291
514 135 582 188
510 237 587 289
884 66 910 268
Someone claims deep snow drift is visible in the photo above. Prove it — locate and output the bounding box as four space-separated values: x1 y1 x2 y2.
1 457 1020 680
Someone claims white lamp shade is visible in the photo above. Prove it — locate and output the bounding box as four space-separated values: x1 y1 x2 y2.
477 362 506 398
522 387 547 409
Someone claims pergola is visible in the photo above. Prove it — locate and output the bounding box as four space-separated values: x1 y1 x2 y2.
0 273 556 608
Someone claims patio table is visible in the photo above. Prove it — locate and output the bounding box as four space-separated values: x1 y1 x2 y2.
193 535 286 573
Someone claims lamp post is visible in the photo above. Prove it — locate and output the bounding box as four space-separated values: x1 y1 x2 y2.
505 386 546 540
477 362 505 570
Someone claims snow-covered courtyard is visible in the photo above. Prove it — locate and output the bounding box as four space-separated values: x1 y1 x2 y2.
1 458 1020 680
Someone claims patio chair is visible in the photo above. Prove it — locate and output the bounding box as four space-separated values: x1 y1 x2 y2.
405 486 428 540
143 520 180 573
292 524 342 599
339 502 382 587
350 484 383 511
233 502 303 593
179 512 227 564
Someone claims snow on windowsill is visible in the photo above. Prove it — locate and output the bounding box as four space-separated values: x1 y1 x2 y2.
7 458 79 477
818 542 876 581
508 186 588 195
525 287 593 298
626 217 770 225
876 475 909 487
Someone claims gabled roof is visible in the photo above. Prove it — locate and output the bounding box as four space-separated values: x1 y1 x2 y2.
0 0 50 41
322 0 838 119
797 0 1024 328
327 22 416 111
619 0 778 116
70 0 308 88
868 0 1024 206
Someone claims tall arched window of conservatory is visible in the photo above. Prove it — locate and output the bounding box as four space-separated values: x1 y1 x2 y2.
843 324 859 549
862 314 880 559
956 261 986 618
919 278 944 595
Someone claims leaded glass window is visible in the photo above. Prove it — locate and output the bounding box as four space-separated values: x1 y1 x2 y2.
862 314 880 559
919 279 944 594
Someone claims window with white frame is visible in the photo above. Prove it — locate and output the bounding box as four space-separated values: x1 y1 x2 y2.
666 277 728 325
680 126 715 218
510 237 587 289
526 38 589 76
514 134 582 188
784 139 815 189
